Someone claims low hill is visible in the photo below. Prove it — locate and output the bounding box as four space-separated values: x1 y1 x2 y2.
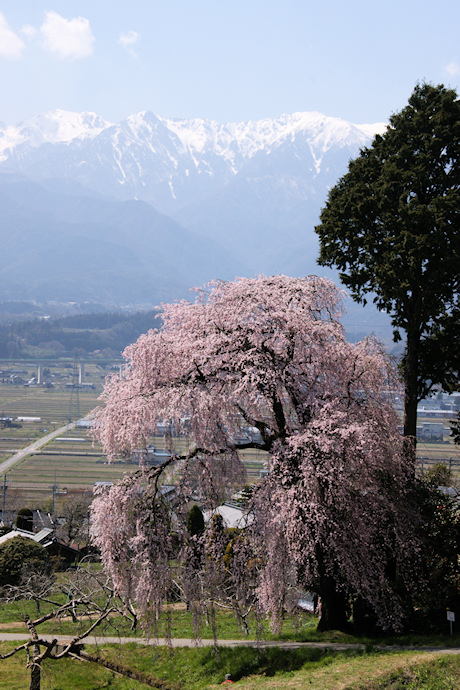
0 310 160 358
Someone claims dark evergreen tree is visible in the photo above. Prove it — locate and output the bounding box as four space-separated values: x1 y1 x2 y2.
413 485 460 631
0 537 49 587
186 505 205 538
316 83 460 460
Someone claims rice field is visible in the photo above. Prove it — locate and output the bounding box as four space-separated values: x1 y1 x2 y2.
0 365 116 504
0 376 102 424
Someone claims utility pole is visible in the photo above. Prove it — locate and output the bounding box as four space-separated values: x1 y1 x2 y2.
1 474 7 523
52 469 57 517
68 354 81 424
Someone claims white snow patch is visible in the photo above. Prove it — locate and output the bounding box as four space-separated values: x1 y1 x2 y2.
356 122 388 138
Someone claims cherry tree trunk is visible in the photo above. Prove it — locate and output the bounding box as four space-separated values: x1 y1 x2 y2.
316 574 349 632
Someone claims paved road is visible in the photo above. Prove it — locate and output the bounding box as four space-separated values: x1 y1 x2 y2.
0 632 459 654
0 633 358 649
0 421 81 475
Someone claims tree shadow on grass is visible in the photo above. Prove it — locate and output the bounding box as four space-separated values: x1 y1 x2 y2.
199 646 359 683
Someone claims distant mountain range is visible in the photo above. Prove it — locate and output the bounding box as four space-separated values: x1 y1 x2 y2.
0 109 391 338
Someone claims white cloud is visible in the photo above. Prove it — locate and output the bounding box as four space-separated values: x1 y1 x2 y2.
445 61 460 78
119 30 139 57
21 25 38 39
40 11 94 59
119 30 139 48
0 13 25 59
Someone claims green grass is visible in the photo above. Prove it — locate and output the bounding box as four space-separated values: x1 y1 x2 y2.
227 651 460 689
40 608 323 642
0 642 150 689
0 591 351 642
2 642 460 690
72 645 460 690
355 654 460 689
84 644 367 689
0 602 315 640
0 598 46 625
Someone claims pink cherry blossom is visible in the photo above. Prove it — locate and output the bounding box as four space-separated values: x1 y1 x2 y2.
91 275 420 633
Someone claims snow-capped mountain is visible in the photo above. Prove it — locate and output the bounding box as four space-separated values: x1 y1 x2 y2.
0 109 385 214
0 109 389 328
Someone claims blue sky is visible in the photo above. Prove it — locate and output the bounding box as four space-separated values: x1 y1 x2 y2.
0 0 459 126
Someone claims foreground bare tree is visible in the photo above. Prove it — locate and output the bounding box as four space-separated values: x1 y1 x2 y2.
0 600 115 690
0 563 139 690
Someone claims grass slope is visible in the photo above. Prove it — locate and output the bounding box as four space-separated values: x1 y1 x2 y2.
65 646 460 690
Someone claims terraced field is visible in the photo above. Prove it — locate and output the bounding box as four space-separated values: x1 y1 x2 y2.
0 388 97 424
5 447 135 500
0 366 115 504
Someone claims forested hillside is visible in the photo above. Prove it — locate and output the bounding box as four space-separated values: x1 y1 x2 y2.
0 310 159 358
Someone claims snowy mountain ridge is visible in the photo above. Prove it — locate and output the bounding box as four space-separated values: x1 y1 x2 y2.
0 108 386 172
161 110 387 174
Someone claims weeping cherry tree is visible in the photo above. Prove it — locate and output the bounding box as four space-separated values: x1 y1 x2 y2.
91 275 421 633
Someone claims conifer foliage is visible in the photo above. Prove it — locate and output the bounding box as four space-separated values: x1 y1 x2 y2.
92 275 419 632
316 83 460 449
